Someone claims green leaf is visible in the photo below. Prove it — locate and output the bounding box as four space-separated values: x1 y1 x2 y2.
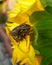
40 0 47 7
45 6 52 14
42 55 52 65
46 0 52 7
30 11 52 65
40 0 52 7
30 11 52 24
36 18 52 39
37 19 52 65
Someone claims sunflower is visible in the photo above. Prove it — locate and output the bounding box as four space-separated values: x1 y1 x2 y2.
5 0 44 65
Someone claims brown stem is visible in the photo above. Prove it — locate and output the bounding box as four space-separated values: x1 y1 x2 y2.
0 25 12 57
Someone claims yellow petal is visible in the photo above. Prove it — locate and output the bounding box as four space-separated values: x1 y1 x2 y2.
9 13 30 24
5 22 36 65
6 22 19 30
27 0 44 15
8 0 36 18
5 22 20 46
12 45 35 65
12 46 25 65
8 0 44 25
